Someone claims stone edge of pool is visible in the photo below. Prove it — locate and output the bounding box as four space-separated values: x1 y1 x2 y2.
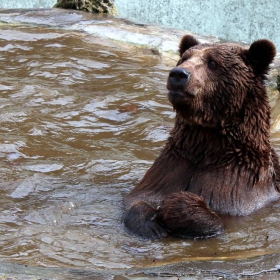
0 252 280 279
1 8 279 88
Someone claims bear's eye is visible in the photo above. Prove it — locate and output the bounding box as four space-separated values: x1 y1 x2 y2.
207 59 218 70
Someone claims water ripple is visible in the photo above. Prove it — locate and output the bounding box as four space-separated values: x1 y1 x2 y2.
0 23 279 271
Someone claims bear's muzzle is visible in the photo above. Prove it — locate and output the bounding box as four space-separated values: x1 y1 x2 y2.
167 67 191 92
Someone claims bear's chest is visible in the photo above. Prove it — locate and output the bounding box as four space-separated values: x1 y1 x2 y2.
186 163 279 216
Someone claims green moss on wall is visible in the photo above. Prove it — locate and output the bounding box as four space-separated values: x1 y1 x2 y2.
54 0 118 15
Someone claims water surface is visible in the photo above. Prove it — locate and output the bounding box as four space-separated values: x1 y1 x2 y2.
0 23 280 270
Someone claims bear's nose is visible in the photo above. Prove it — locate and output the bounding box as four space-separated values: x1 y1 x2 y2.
168 67 191 90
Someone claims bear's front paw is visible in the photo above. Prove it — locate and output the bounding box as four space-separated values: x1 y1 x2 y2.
157 191 224 238
123 201 168 239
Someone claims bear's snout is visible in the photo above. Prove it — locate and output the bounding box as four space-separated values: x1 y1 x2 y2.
168 67 191 92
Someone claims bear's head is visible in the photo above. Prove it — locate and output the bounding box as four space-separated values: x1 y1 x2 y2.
167 35 276 127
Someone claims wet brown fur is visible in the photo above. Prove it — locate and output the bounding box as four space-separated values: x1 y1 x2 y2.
123 35 280 239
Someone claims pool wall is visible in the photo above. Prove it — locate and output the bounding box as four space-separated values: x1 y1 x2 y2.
0 0 279 49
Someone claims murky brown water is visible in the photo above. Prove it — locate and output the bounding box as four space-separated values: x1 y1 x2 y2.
0 23 280 271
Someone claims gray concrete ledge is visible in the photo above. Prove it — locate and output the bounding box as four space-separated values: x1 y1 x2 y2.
0 252 280 279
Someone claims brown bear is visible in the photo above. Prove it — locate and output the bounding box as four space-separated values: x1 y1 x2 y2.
123 35 280 239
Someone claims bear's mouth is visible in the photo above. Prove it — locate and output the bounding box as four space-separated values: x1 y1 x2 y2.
168 91 195 99
167 91 195 106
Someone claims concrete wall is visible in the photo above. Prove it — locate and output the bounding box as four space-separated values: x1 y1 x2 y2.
114 0 280 49
0 0 56 8
0 0 279 50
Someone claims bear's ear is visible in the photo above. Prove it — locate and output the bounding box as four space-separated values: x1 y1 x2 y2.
246 39 276 75
179 35 200 57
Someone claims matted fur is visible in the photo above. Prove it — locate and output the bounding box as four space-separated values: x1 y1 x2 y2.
123 35 280 239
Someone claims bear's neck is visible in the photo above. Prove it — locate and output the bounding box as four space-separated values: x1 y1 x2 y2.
170 93 272 168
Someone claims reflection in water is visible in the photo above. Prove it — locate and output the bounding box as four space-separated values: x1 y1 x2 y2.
0 24 280 270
